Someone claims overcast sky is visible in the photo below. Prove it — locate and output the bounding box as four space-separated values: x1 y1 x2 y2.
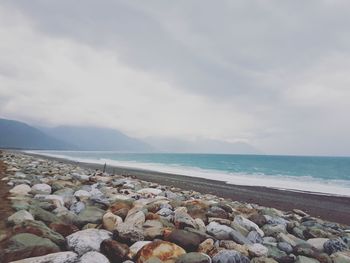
1 0 350 156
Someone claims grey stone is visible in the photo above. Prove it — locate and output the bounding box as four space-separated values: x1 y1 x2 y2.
212 250 250 263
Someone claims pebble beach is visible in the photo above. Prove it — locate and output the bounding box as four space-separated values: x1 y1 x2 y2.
0 151 350 263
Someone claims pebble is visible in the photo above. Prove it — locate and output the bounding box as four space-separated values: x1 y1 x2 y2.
1 152 350 263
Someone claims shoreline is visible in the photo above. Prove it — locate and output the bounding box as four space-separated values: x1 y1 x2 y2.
27 151 350 225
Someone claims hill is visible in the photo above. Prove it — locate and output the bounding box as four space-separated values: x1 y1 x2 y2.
0 118 72 150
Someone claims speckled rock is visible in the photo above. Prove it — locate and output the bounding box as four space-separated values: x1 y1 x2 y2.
66 229 112 255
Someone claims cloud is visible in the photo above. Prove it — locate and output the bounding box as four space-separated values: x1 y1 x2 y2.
1 1 350 155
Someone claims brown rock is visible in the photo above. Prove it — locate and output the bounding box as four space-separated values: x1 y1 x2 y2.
248 213 267 227
109 201 132 220
198 238 219 258
184 200 209 223
49 223 79 237
136 240 186 263
100 239 130 263
146 212 160 220
166 229 203 252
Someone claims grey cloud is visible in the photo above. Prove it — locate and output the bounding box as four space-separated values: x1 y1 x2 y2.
1 0 350 155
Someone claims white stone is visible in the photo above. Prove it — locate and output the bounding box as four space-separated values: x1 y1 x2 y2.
307 238 329 252
78 251 110 263
248 243 269 257
102 212 123 231
206 222 234 240
234 215 264 237
125 210 145 227
128 241 151 258
34 194 65 207
74 190 92 200
137 188 162 196
9 251 79 263
10 184 31 195
31 183 52 195
66 229 112 255
7 210 34 225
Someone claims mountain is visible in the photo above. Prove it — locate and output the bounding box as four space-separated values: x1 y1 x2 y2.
144 137 261 154
0 118 72 150
43 126 153 152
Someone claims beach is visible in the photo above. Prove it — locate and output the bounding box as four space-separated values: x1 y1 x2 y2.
29 151 350 225
0 151 349 263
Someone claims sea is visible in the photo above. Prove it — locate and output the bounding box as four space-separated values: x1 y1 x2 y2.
29 151 350 197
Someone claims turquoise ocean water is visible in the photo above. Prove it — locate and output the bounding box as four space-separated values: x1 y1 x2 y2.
32 151 350 197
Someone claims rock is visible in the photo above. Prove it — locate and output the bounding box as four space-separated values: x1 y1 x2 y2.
262 224 287 237
212 250 250 263
248 243 269 257
248 213 267 227
143 219 164 239
247 231 263 244
277 233 299 247
293 209 309 217
136 240 186 263
125 210 146 228
13 220 65 247
167 229 203 252
115 223 145 244
175 210 197 229
74 190 91 201
49 223 79 237
33 194 65 208
295 256 320 263
7 210 34 225
206 222 233 240
10 184 31 195
103 212 123 231
157 208 173 218
29 205 61 224
185 200 209 223
7 251 78 263
323 238 348 255
72 173 90 182
175 252 211 263
100 239 129 263
207 206 229 219
307 238 329 252
330 251 350 263
1 233 60 262
198 238 217 256
79 251 110 263
66 228 112 255
70 201 86 214
137 188 162 196
230 229 251 245
278 242 293 254
250 257 279 263
75 206 105 227
129 241 152 259
219 240 249 257
31 184 52 195
234 215 264 237
266 245 287 259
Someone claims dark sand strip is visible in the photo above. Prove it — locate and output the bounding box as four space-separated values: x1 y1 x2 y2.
23 152 350 225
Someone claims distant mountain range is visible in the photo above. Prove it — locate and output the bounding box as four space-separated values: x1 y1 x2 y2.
0 118 260 154
0 118 151 151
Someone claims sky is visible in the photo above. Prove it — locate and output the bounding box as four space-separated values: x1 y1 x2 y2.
1 0 350 156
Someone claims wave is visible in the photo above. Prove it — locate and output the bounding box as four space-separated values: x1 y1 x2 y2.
27 150 350 197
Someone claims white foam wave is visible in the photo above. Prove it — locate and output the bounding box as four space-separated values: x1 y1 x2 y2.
27 150 350 197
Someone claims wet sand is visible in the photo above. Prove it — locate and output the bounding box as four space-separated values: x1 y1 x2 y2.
25 152 350 225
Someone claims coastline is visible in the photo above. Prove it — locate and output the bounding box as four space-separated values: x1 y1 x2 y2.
27 151 350 225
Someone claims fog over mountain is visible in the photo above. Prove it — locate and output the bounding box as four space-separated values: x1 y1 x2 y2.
0 118 260 153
